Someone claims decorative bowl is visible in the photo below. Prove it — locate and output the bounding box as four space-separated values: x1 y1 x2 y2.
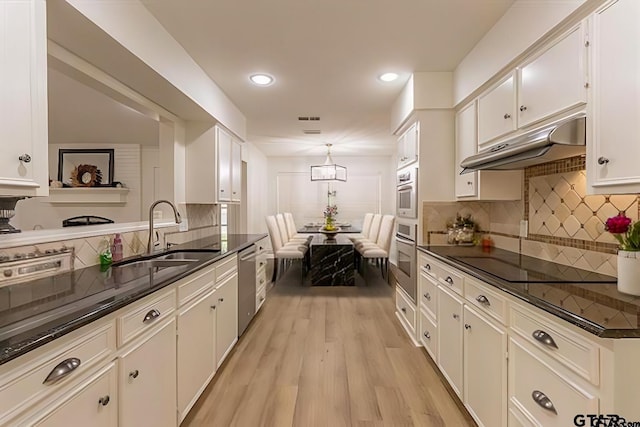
319 226 341 239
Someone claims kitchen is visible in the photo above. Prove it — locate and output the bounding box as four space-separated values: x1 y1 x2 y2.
1 0 640 426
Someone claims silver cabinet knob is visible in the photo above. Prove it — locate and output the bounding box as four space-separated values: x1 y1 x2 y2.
445 276 454 285
423 292 431 301
531 390 557 414
519 105 527 112
218 297 224 302
129 370 139 379
503 113 511 119
467 181 473 185
98 396 110 406
452 313 459 319
464 324 471 330
401 307 407 313
211 305 217 310
424 264 431 271
597 157 609 165
19 154 31 163
423 331 431 340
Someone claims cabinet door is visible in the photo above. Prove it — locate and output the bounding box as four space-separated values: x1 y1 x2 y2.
215 273 238 368
478 73 516 146
437 286 463 397
398 122 418 169
463 305 507 427
0 0 48 196
588 0 640 193
518 25 587 128
216 126 232 202
231 139 242 202
119 319 177 427
31 363 117 427
455 102 478 198
177 289 216 422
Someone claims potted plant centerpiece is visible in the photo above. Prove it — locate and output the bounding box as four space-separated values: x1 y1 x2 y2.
605 213 640 295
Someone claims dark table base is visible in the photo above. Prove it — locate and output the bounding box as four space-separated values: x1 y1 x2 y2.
310 237 355 286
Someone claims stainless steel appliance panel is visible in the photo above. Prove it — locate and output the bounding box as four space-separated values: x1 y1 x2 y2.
237 245 257 336
395 235 417 303
397 167 417 219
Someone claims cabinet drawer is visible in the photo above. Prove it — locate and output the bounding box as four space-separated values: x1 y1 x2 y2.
177 265 215 307
0 321 115 424
510 305 599 385
419 271 438 318
215 254 237 282
438 264 464 296
465 278 507 325
419 310 437 362
256 268 267 292
118 289 176 347
396 288 416 333
508 404 535 427
418 253 441 280
256 285 266 312
509 337 598 427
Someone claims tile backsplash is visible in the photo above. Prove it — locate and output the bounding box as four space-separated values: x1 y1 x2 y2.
423 156 640 276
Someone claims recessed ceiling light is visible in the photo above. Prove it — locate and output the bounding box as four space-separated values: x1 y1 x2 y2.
379 72 399 82
250 74 274 86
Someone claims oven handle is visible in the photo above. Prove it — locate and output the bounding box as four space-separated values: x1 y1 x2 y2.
395 235 416 246
397 184 414 192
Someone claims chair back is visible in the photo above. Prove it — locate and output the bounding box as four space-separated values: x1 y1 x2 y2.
367 214 382 241
376 215 396 252
265 215 284 252
361 213 374 236
275 213 290 244
283 212 298 239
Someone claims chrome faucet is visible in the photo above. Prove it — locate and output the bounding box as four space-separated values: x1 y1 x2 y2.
147 200 182 255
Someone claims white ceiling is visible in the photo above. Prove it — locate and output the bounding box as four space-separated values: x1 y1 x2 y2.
139 0 515 157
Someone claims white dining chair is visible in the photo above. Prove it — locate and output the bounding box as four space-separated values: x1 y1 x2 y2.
357 214 395 280
283 212 313 244
265 215 307 284
348 213 374 243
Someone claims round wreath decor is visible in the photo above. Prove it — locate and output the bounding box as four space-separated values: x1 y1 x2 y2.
70 164 103 187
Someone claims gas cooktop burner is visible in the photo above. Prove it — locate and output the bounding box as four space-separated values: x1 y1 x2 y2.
450 254 617 283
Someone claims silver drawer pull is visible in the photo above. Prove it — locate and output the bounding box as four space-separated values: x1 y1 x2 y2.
445 276 453 285
531 390 557 414
423 331 431 340
143 309 161 323
129 369 139 379
532 329 558 349
424 264 431 271
43 357 81 384
475 295 490 306
423 292 431 301
464 323 471 330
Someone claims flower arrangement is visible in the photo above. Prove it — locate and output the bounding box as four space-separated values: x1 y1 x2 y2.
605 213 640 251
323 204 338 230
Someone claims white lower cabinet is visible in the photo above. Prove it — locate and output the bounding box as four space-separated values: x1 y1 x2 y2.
508 336 598 427
29 362 117 427
437 285 464 398
463 305 507 427
118 318 177 427
177 288 216 422
215 272 238 368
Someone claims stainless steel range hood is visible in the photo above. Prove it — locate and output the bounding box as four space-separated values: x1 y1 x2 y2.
460 113 586 174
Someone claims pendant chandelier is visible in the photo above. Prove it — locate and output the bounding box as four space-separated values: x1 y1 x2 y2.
310 144 347 182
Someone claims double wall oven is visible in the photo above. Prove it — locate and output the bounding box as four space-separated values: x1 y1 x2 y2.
395 220 417 303
397 167 417 219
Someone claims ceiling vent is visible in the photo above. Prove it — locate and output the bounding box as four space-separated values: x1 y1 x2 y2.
303 129 321 135
298 116 321 121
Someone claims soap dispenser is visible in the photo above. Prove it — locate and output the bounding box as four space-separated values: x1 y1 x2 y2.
112 233 123 262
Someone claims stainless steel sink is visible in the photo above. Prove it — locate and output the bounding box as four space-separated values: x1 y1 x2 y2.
113 250 219 269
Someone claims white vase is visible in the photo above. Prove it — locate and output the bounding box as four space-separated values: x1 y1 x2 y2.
617 250 640 296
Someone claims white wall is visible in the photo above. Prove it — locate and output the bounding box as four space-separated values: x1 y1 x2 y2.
453 0 586 105
267 155 395 229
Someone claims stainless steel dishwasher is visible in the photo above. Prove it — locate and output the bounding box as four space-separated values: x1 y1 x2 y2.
237 244 257 336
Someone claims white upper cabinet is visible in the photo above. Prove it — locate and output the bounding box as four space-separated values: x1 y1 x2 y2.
477 73 516 147
0 0 48 197
456 101 521 201
518 24 588 128
587 0 640 194
397 122 418 169
186 124 242 204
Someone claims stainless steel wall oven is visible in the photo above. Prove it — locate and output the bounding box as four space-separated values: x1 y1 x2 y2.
395 221 417 303
397 167 417 219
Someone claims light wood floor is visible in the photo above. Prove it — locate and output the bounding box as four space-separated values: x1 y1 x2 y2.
183 263 476 427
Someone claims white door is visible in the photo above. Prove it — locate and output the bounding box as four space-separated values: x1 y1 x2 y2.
437 286 464 397
216 126 232 202
463 305 508 427
478 72 516 146
455 102 478 198
518 24 587 128
119 319 177 427
32 363 117 427
231 140 242 202
177 289 216 421
588 0 640 193
0 0 48 196
215 273 238 368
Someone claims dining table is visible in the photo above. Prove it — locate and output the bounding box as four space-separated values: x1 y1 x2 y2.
308 234 356 286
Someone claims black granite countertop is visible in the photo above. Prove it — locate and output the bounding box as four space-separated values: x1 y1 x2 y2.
0 233 267 365
418 245 640 338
